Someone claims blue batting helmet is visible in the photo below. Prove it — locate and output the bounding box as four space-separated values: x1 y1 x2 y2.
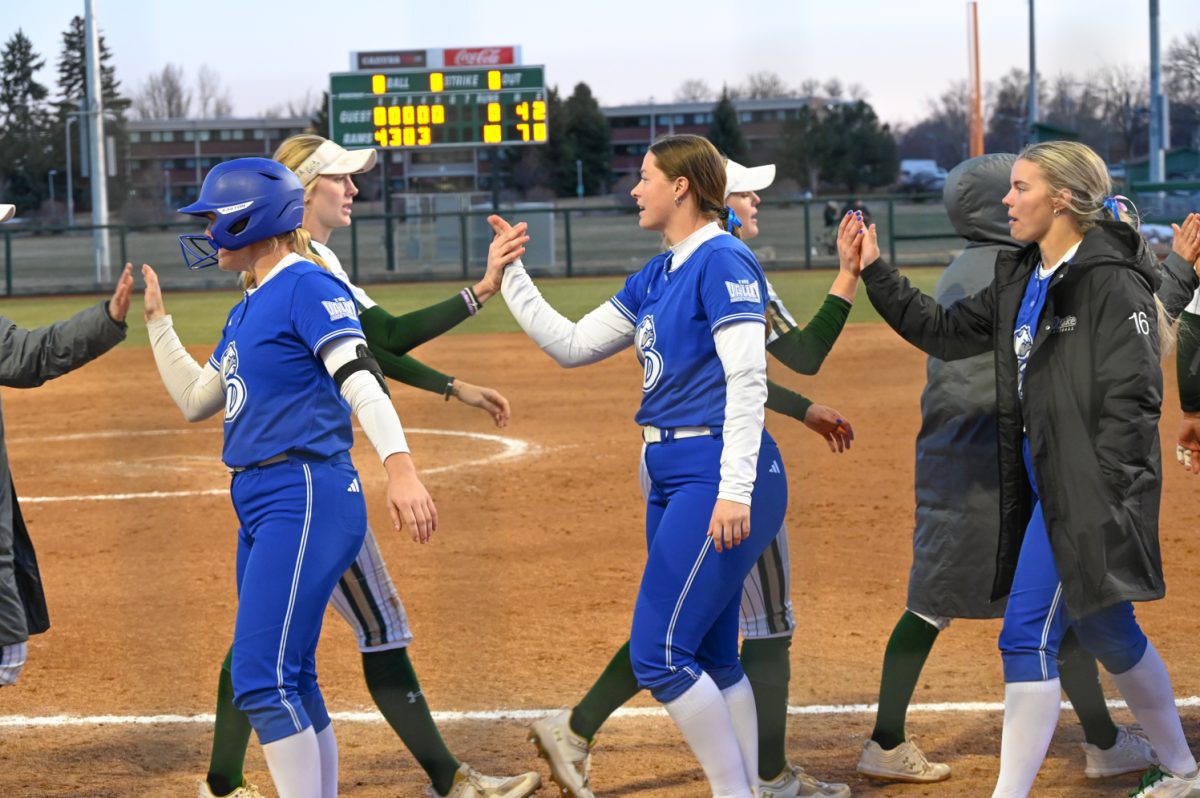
177 157 304 269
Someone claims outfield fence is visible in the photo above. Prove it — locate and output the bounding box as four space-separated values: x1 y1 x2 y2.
0 194 961 296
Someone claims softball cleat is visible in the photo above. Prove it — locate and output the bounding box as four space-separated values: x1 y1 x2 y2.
529 709 595 798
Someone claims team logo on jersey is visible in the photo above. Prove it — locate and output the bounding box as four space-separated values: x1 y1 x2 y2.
322 296 357 322
725 279 761 304
1048 315 1077 333
636 315 664 392
220 341 248 423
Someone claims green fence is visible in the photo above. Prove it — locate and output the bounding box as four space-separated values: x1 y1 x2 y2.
0 194 958 296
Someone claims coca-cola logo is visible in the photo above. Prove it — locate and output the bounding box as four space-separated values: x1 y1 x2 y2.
446 47 514 66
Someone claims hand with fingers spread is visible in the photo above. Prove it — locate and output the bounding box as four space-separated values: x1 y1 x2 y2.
803 403 854 453
384 453 438 543
478 214 528 298
141 263 167 322
107 263 135 322
708 498 750 553
1171 212 1200 265
450 379 511 428
1178 412 1200 475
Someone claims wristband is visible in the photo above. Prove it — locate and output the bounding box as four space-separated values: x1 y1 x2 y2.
443 378 458 401
460 286 482 315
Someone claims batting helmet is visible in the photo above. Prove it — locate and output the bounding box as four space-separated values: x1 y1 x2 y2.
177 157 304 269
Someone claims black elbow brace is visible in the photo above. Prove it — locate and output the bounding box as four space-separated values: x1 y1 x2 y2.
333 344 391 398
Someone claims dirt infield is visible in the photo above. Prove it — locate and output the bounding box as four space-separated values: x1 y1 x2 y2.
1 326 1197 797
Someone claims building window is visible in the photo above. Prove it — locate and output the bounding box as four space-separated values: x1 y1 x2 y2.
739 112 752 123
638 116 650 127
128 132 141 143
232 129 245 140
674 114 685 125
252 129 265 140
161 131 175 142
183 130 195 141
198 130 211 142
184 159 195 169
150 131 162 143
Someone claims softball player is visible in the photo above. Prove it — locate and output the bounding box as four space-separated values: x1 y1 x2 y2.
0 200 131 689
850 140 1200 798
857 153 1167 784
523 159 856 798
196 136 538 798
486 134 787 798
144 157 436 798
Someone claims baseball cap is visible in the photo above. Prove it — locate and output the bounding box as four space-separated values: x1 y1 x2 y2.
724 160 776 197
0 204 14 223
292 140 377 187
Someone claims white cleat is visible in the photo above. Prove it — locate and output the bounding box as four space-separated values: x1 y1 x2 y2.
423 762 542 798
856 737 950 783
529 709 594 798
759 762 851 797
1082 724 1158 778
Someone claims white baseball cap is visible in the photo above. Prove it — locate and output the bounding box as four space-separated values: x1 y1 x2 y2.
292 140 378 187
725 160 776 198
0 204 14 223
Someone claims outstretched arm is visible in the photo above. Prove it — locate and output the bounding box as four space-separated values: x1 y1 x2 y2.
141 264 224 422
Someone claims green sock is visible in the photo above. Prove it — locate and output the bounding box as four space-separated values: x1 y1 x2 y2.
1058 629 1118 749
871 611 940 751
205 648 253 797
570 640 641 741
362 647 460 796
740 636 792 781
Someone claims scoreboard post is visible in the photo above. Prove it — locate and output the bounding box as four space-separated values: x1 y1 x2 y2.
329 66 548 150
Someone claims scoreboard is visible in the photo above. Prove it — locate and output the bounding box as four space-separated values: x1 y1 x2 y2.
329 66 548 150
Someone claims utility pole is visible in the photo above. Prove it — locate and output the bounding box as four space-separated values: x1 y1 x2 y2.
1149 0 1167 182
1027 0 1038 144
967 2 984 157
85 0 111 282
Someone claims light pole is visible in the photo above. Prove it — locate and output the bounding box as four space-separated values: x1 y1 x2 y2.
47 169 58 221
163 169 171 211
575 159 584 198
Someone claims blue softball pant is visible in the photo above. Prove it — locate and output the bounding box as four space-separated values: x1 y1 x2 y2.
998 440 1147 683
228 452 367 744
630 432 789 703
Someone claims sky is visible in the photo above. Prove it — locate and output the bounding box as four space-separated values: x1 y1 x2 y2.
4 0 1199 128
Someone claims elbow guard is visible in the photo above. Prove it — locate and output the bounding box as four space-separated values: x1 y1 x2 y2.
333 344 390 398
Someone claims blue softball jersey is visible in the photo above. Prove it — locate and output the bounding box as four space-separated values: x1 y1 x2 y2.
208 258 366 468
610 234 769 429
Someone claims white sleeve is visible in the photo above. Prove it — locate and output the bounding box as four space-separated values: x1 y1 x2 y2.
712 320 768 505
1188 287 1200 315
146 315 225 422
501 260 634 366
321 336 409 462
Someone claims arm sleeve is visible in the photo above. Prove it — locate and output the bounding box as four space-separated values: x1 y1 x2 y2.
358 294 472 356
1092 268 1163 492
766 293 853 375
766 380 814 422
1179 309 1200 412
321 337 410 463
0 301 126 388
501 259 634 366
1158 252 1200 318
861 256 995 361
146 315 225 422
713 320 768 505
369 345 453 395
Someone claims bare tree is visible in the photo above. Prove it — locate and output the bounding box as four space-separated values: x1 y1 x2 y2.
847 83 869 101
1167 29 1200 103
133 63 190 119
822 78 844 99
196 65 233 117
741 71 792 99
674 79 714 102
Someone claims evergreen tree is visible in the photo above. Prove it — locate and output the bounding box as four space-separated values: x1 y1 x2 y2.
561 82 611 196
0 30 52 211
310 90 330 138
55 16 130 213
707 89 747 161
819 101 898 192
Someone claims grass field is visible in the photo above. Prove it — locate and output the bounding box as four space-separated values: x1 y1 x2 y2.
0 266 946 347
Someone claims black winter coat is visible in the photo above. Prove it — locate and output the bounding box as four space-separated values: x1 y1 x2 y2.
864 221 1198 619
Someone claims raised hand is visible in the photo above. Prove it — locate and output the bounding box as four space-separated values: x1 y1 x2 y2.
1170 212 1200 264
477 215 529 299
141 263 167 322
836 211 864 275
107 263 134 322
451 380 512 428
861 222 881 267
803 403 854 453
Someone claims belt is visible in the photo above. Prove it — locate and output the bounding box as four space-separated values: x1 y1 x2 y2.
226 452 289 474
641 425 719 444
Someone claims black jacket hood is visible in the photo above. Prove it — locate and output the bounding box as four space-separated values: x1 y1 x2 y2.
944 153 1020 247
